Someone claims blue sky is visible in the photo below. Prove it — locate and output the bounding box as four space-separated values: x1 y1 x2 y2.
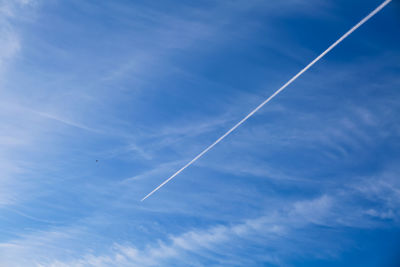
0 0 399 266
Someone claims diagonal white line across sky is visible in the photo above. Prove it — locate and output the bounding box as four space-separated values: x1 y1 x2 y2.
141 0 392 201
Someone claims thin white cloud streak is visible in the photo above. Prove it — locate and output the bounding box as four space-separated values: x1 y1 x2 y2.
29 109 100 133
121 160 184 183
3 207 63 225
141 0 392 201
2 102 102 133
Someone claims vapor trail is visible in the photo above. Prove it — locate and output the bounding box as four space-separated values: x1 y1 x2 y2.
141 0 392 201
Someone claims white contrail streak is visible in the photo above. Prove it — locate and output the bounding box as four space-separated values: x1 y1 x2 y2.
141 0 392 201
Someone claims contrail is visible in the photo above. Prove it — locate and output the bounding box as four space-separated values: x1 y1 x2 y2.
141 0 392 201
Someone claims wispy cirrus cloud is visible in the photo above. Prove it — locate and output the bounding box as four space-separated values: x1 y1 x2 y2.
0 0 25 76
6 187 394 267
0 195 336 267
0 0 39 207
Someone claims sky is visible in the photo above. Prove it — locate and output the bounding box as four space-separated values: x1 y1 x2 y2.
0 0 399 266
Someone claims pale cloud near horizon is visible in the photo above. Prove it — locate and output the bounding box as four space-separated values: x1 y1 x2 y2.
2 157 399 266
2 184 395 267
0 195 338 266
